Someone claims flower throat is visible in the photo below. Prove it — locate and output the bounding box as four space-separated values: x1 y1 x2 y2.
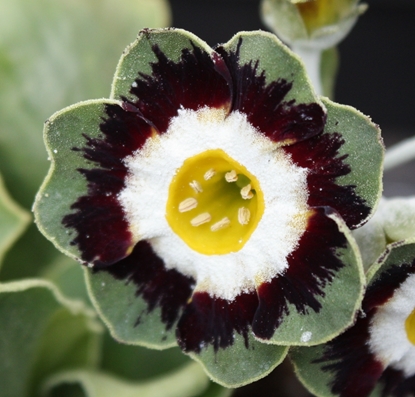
166 149 264 255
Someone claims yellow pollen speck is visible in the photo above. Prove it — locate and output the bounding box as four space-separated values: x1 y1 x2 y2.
204 168 216 180
211 217 231 232
238 207 250 225
241 184 254 199
190 212 211 226
189 180 203 193
178 197 198 213
225 170 238 182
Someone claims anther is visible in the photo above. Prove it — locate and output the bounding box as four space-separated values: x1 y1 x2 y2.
241 184 254 199
189 180 203 193
204 169 216 180
225 170 238 182
179 198 198 213
190 212 211 227
211 217 231 232
238 207 250 225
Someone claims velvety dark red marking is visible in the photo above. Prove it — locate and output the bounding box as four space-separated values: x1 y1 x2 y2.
124 41 232 134
284 132 370 229
380 368 415 397
316 259 415 397
63 104 155 266
317 314 384 397
364 260 415 312
253 207 346 339
177 291 258 353
102 240 194 330
216 39 326 144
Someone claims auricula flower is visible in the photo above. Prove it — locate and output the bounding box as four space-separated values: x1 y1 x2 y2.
34 28 383 386
291 240 415 397
261 0 367 49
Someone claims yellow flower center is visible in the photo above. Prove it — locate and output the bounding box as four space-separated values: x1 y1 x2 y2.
294 0 354 35
405 307 415 345
165 149 265 255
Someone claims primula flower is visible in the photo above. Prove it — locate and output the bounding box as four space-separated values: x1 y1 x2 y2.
261 0 367 49
291 240 415 397
34 28 383 386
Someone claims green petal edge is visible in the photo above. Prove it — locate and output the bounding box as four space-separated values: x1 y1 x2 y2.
221 30 323 106
188 333 288 388
321 96 384 228
264 210 364 346
33 99 121 261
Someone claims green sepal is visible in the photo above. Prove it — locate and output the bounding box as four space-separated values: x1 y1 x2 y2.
41 362 209 397
188 333 288 388
0 279 102 397
261 209 364 346
0 173 30 268
321 96 384 228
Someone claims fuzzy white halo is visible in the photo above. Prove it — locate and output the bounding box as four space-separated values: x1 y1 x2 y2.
118 107 309 300
369 273 415 377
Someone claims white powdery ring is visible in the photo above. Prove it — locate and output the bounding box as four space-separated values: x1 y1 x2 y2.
118 107 309 301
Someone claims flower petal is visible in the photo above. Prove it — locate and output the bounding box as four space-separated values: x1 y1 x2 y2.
87 240 193 348
62 103 156 266
253 206 364 345
217 31 326 145
34 100 138 265
285 97 383 229
291 240 415 397
176 291 258 353
111 28 232 133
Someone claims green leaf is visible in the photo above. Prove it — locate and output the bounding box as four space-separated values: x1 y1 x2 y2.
100 331 190 381
321 97 384 228
0 0 170 280
188 333 288 388
0 0 170 208
41 362 209 397
0 173 30 269
0 279 102 397
41 256 91 306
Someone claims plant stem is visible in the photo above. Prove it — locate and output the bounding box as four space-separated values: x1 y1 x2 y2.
291 45 323 96
384 135 415 171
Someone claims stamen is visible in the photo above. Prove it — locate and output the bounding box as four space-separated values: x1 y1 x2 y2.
225 170 238 182
238 207 250 225
211 217 231 231
189 180 203 193
204 168 216 180
178 197 198 213
190 212 211 227
241 184 254 199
